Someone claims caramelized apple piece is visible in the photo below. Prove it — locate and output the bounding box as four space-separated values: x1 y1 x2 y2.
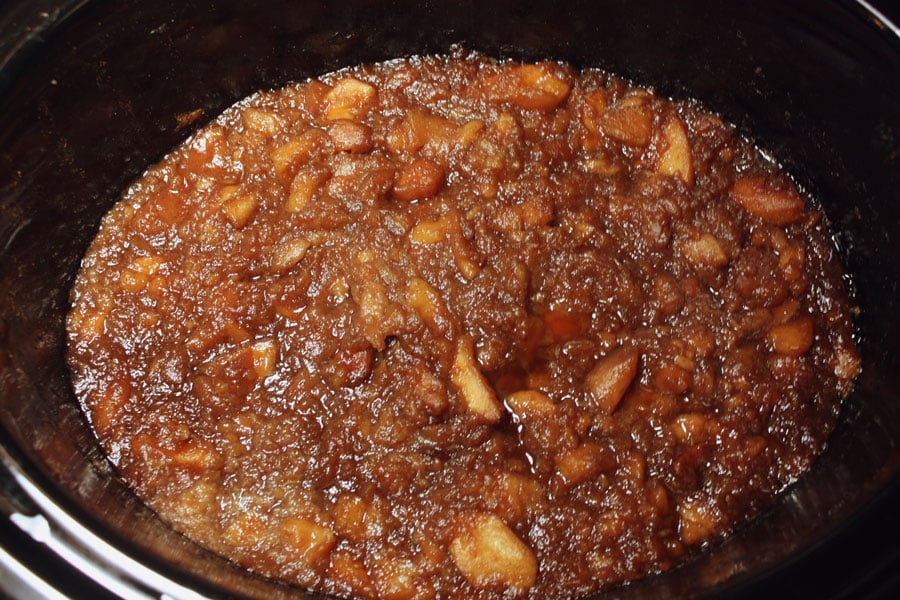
281 517 337 566
406 277 453 338
451 335 502 423
324 77 377 121
682 232 729 268
731 176 804 225
450 513 538 591
393 159 444 202
678 500 717 546
767 315 814 356
328 119 373 153
270 129 328 184
222 193 258 228
555 442 616 485
484 63 571 111
506 390 556 420
249 339 278 378
585 346 640 414
271 238 311 272
658 117 694 186
599 104 653 146
286 168 327 212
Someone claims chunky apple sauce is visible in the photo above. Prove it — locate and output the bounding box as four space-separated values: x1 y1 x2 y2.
67 51 860 599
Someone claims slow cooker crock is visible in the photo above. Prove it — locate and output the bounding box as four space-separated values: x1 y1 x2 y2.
1 1 898 598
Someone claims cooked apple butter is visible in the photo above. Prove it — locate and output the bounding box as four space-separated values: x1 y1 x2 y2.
67 51 861 599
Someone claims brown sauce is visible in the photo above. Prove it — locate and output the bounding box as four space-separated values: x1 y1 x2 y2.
66 51 861 599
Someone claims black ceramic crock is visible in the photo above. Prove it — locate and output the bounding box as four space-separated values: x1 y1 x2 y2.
1 1 899 598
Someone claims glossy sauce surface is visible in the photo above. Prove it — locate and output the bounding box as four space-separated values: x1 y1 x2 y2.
67 52 860 599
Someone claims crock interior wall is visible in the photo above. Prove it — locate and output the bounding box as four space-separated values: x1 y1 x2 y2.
0 0 898 598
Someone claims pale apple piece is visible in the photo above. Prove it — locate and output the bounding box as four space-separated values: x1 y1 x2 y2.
451 335 502 423
658 117 694 186
450 513 538 590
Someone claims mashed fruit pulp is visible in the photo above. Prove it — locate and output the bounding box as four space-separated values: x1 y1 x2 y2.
67 52 860 599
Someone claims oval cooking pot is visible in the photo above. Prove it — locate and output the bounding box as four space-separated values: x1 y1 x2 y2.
0 1 898 598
